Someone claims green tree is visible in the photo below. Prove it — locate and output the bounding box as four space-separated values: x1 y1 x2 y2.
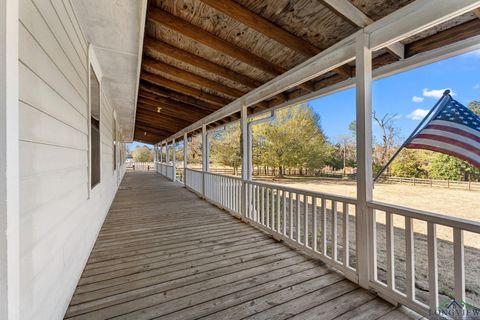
390 149 429 177
132 146 153 162
253 104 331 176
210 124 242 175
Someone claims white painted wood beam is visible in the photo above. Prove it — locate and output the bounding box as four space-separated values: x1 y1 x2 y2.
322 0 404 59
0 0 19 318
355 31 373 289
366 0 480 52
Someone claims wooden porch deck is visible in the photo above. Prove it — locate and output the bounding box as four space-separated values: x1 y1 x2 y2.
65 172 422 320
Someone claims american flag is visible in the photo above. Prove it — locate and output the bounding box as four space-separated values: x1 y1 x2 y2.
406 96 480 167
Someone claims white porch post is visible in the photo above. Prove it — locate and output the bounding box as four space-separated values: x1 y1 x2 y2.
0 0 19 318
183 132 188 186
172 138 176 181
166 142 169 163
240 104 248 219
355 31 374 289
202 124 207 197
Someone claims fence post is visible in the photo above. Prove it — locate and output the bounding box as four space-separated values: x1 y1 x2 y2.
241 104 248 221
355 31 373 289
202 124 207 198
184 133 188 187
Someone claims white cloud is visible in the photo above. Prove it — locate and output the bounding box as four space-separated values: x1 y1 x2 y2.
407 108 429 120
412 96 424 103
422 88 455 99
474 84 480 89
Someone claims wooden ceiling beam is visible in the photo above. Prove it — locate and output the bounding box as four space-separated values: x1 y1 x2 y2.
148 6 286 76
139 82 220 112
137 101 204 123
135 116 187 134
198 0 352 78
143 57 246 99
136 108 192 128
135 123 174 136
144 37 262 88
141 71 231 106
473 7 480 18
198 0 319 57
405 18 480 57
320 0 404 59
138 92 210 117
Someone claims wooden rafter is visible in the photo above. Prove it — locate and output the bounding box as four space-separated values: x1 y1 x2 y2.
320 0 404 59
474 7 480 18
198 0 352 78
141 72 232 106
139 82 220 112
137 101 204 123
148 7 286 76
135 111 191 129
143 57 246 98
198 0 319 57
138 91 210 117
143 37 262 88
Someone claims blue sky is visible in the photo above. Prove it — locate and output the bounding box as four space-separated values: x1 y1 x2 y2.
309 48 480 143
130 48 480 150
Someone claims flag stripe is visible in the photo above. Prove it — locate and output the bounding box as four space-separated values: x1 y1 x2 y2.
426 123 480 143
413 133 480 156
429 120 480 141
407 138 480 165
407 143 480 167
420 128 480 149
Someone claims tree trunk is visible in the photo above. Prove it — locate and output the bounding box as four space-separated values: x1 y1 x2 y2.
278 165 284 178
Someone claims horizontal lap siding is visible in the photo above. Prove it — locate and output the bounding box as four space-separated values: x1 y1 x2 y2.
18 0 125 319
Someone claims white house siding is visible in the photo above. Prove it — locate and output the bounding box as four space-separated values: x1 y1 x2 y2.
18 0 126 319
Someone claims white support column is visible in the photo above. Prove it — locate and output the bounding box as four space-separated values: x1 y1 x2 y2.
202 124 207 197
183 133 188 186
165 142 169 164
240 104 248 219
172 138 176 181
0 0 19 318
355 31 373 289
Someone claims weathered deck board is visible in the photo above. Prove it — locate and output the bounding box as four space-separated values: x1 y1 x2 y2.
64 172 421 320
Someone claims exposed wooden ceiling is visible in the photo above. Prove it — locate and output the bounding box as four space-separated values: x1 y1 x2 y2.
134 0 480 144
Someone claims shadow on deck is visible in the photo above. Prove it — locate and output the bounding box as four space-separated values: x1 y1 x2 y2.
64 172 423 320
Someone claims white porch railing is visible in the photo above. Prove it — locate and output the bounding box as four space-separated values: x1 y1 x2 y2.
367 201 480 316
177 168 480 317
156 162 175 181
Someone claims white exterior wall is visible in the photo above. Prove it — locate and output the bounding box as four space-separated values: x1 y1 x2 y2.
18 0 126 319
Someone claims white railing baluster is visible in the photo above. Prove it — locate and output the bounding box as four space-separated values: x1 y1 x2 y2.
386 212 394 290
332 200 338 261
322 198 327 257
405 216 415 301
261 187 265 225
272 188 276 231
282 191 287 236
289 193 294 240
266 187 270 228
276 189 281 232
427 222 438 311
296 194 301 243
453 228 465 304
304 195 309 247
343 203 349 267
313 197 318 252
